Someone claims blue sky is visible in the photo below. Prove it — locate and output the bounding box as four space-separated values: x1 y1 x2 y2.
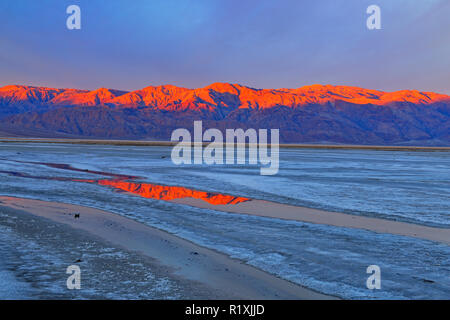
0 0 449 93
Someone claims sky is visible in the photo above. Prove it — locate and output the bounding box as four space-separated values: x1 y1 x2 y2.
0 0 449 94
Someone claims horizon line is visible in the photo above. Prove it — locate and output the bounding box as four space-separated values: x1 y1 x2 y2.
2 82 450 96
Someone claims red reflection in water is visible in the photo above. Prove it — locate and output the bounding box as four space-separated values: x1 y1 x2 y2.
0 161 249 206
98 180 249 205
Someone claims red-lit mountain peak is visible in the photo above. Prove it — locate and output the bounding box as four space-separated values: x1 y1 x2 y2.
1 83 449 145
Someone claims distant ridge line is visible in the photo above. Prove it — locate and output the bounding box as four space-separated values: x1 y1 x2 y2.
1 83 449 145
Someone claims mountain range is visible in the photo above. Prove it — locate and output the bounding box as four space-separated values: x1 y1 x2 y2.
1 83 449 145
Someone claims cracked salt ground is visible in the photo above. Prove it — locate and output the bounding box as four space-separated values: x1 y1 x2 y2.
0 144 449 299
0 206 224 299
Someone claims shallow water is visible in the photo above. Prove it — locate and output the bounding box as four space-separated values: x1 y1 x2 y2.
0 143 449 299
